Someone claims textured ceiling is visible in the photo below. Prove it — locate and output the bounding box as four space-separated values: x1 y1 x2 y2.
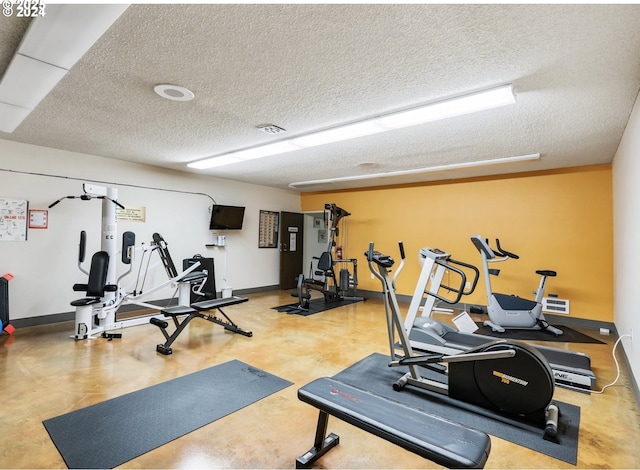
1 4 640 192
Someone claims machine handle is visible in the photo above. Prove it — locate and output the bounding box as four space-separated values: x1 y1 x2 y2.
78 231 86 263
48 198 62 208
398 241 405 260
367 242 374 261
48 194 125 210
364 242 394 268
495 238 519 260
448 257 480 295
427 260 468 305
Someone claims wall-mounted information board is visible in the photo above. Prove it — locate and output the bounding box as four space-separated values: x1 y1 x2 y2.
259 210 279 248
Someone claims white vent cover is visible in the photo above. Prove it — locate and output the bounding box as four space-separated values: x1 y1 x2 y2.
257 124 286 135
542 297 570 315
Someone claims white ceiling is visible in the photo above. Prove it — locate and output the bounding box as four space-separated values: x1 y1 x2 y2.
1 4 640 192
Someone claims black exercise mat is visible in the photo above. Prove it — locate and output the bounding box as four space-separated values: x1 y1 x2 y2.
333 353 580 465
43 360 292 469
474 323 605 344
273 297 362 316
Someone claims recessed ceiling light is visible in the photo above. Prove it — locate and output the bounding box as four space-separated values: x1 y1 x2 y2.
153 84 194 102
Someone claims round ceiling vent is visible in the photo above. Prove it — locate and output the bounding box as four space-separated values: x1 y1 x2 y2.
153 84 194 102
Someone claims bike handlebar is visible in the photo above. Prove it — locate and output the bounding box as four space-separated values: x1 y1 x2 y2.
494 238 519 260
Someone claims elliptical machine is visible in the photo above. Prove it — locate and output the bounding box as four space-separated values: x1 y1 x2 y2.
471 235 562 336
366 241 560 442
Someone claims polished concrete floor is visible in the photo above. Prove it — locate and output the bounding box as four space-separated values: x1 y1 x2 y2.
1 290 639 469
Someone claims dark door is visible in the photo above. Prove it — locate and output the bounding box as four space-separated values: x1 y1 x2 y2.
279 211 304 290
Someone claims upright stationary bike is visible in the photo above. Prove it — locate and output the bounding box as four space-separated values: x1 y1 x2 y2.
471 235 562 336
366 242 560 442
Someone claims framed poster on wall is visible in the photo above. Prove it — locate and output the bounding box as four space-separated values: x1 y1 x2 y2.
0 197 28 241
259 210 279 248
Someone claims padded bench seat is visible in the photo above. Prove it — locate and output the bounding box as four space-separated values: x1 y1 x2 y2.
296 377 491 469
150 295 251 355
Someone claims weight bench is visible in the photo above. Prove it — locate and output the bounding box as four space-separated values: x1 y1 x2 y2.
296 377 491 469
150 296 253 355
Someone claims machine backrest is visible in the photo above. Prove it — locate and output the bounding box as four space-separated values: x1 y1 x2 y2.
153 233 179 279
86 251 110 297
317 251 333 272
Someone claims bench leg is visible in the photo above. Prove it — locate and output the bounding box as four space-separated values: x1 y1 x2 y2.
205 308 253 337
296 410 340 469
155 314 196 355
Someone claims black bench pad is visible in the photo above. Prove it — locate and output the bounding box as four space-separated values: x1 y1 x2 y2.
298 377 490 469
191 295 248 311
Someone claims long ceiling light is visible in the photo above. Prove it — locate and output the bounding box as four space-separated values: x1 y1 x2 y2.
188 84 516 170
288 153 541 189
0 4 129 133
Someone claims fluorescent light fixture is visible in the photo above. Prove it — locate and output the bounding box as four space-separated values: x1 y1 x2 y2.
233 140 301 160
376 86 516 129
188 84 516 170
0 55 67 109
188 154 243 169
288 153 541 188
293 120 384 148
0 4 129 133
0 102 31 132
18 4 130 69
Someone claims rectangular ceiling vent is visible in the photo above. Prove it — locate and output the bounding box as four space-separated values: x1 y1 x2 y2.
542 297 570 315
257 124 286 135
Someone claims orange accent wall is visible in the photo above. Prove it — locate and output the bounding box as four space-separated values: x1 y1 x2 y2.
301 165 613 323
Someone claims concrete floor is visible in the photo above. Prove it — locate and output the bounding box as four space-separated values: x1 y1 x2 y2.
1 290 639 469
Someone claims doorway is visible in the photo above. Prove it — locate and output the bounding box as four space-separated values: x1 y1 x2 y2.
279 211 304 290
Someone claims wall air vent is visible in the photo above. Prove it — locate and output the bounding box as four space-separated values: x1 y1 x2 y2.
257 124 286 135
542 297 570 315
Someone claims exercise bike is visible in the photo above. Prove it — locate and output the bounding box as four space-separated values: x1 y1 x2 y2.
471 235 562 336
366 241 560 442
403 245 595 391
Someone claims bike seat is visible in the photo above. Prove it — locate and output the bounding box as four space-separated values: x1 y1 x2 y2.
536 270 556 277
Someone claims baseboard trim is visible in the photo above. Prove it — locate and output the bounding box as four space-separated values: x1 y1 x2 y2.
357 290 615 332
11 285 280 329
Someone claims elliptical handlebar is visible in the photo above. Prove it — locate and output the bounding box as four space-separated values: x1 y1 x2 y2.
392 242 406 288
365 242 395 268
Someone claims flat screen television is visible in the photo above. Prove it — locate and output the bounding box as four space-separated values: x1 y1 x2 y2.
209 205 245 230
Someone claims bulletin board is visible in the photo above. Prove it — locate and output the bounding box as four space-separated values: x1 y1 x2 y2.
259 210 279 248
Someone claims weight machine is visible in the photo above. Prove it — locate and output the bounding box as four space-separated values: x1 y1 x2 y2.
291 203 361 309
50 183 209 340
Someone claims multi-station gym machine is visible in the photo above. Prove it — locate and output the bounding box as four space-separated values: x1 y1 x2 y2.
49 183 207 340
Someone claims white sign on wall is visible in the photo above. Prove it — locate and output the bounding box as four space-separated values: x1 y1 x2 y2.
0 197 28 241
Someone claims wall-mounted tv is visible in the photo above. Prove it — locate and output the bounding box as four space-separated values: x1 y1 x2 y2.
209 205 245 230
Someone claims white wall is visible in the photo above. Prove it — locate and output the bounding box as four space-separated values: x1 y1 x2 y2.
302 212 327 276
612 90 640 390
0 139 300 320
